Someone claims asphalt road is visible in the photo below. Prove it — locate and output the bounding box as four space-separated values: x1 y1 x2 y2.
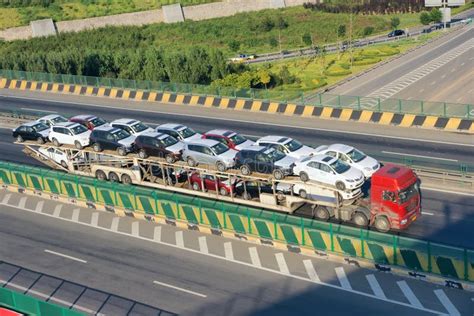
1 194 471 316
329 24 474 104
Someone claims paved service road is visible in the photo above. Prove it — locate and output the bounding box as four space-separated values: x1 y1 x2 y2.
1 190 472 316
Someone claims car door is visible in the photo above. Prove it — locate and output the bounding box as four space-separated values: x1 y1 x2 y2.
104 132 116 150
255 153 271 174
204 175 217 191
152 138 166 157
62 128 74 145
25 126 36 140
306 161 321 180
203 146 217 165
319 163 334 185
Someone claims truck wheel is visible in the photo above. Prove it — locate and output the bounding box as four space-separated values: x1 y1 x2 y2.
37 137 45 144
138 149 148 159
95 170 107 180
52 138 60 147
187 157 197 167
299 189 308 199
374 216 390 232
109 172 119 182
335 181 346 191
300 172 309 182
93 143 102 152
240 165 251 176
192 182 200 191
121 174 132 185
219 187 228 196
315 206 330 221
16 135 24 143
273 169 284 180
352 212 368 227
60 161 68 169
165 154 175 164
117 147 127 156
216 161 226 172
74 141 83 150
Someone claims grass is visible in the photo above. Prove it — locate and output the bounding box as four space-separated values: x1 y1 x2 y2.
0 0 218 30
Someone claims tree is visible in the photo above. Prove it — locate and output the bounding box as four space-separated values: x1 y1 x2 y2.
228 40 240 52
430 8 442 23
302 33 312 47
278 66 295 84
276 16 288 29
337 24 346 38
259 17 275 32
390 17 400 29
362 26 374 36
420 11 431 25
269 37 278 48
257 68 271 89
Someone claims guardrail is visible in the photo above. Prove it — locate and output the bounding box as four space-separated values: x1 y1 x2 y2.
1 69 472 119
0 287 83 316
0 161 472 285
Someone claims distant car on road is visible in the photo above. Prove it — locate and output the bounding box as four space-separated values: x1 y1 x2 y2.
388 29 405 37
230 54 256 63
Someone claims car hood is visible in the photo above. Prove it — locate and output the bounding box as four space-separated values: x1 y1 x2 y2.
342 166 364 182
39 129 50 137
78 130 91 139
118 135 136 147
219 148 238 161
183 133 202 142
166 142 185 153
275 155 297 168
235 139 255 151
290 145 316 158
354 155 379 172
136 128 155 136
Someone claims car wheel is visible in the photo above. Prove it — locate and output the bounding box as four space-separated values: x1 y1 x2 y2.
299 172 309 182
37 137 45 144
117 147 127 156
219 187 228 196
109 172 119 182
95 170 107 180
273 169 284 180
216 161 226 172
121 174 132 185
165 154 175 164
242 192 252 200
138 149 148 159
16 135 24 143
74 141 83 150
60 161 68 169
192 182 200 191
353 212 369 227
314 206 330 221
299 189 308 199
93 143 102 152
52 138 60 147
240 165 251 176
335 181 346 191
374 216 390 232
187 157 197 167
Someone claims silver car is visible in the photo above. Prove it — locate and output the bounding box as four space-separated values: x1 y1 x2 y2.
183 139 237 172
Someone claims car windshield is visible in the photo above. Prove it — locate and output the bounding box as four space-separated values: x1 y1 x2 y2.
212 143 229 155
330 160 351 174
399 183 418 204
285 139 303 152
32 123 49 132
346 149 366 163
265 148 285 161
52 116 68 124
131 122 148 133
229 133 246 145
71 125 88 135
90 117 106 127
180 127 196 139
112 129 130 140
161 135 178 147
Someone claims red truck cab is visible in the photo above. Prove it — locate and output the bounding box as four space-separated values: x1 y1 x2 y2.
369 164 420 231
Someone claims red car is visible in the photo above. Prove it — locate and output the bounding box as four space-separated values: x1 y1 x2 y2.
69 115 108 130
202 129 254 150
189 172 238 196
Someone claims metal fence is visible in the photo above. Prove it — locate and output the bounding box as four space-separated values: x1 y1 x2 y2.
0 287 83 316
1 69 472 118
0 161 472 283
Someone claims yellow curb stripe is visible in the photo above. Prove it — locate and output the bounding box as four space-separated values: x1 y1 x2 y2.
444 118 461 130
379 112 394 125
85 86 94 96
302 106 314 117
148 92 157 102
204 96 214 107
422 116 438 128
175 94 185 104
135 91 144 101
0 78 6 89
359 110 373 122
339 109 353 121
220 98 230 109
110 88 118 98
268 102 279 113
51 83 59 93
321 107 333 118
97 87 106 97
122 90 131 100
189 95 200 106
399 114 416 127
41 82 49 92
19 80 28 90
31 81 38 90
251 101 262 112
162 92 171 103
284 103 296 116
235 99 245 110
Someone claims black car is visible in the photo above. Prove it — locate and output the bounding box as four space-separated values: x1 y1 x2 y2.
235 181 290 200
12 121 50 144
234 146 293 180
134 132 185 162
89 126 136 156
150 165 188 184
388 29 405 37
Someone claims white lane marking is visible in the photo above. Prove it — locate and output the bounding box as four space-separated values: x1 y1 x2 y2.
111 217 120 232
381 151 458 162
1 193 11 204
303 260 321 282
397 281 423 308
131 221 139 237
224 242 234 260
44 249 87 263
434 289 460 316
421 211 434 216
18 196 27 209
335 267 352 290
153 280 207 298
90 212 99 226
198 236 208 254
1 202 447 315
72 208 80 222
53 204 62 217
366 274 386 299
153 226 162 242
249 247 261 267
175 231 184 248
35 201 44 212
20 107 57 113
3 95 473 148
275 253 290 275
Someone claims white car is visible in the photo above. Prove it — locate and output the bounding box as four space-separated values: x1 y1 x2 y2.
316 144 380 178
255 136 317 159
37 114 69 127
48 122 91 149
110 118 154 137
293 155 364 191
38 147 69 168
292 183 362 202
156 123 202 143
182 139 238 171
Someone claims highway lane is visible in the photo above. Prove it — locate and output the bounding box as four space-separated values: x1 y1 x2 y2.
0 203 443 316
0 96 472 165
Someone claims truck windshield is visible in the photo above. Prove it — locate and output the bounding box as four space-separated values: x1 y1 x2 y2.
112 129 130 140
131 122 149 133
71 125 88 135
229 133 246 145
399 183 418 204
330 160 351 174
286 139 303 152
212 143 229 155
180 127 197 139
346 149 366 163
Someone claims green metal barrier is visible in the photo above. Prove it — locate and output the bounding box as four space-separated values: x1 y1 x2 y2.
1 69 472 118
0 160 473 283
0 287 83 316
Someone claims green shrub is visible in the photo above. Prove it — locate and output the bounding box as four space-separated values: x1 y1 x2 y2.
353 57 381 66
362 26 374 36
324 65 352 76
338 62 350 69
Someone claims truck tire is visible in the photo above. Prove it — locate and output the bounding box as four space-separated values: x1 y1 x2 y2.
74 141 83 150
216 161 226 172
165 154 175 164
121 174 132 185
109 172 119 182
273 169 284 180
93 143 102 152
299 189 308 199
37 137 45 144
16 135 24 143
374 216 390 232
240 165 251 176
352 212 368 227
315 206 330 221
52 138 60 147
300 172 309 182
95 170 107 180
335 181 346 191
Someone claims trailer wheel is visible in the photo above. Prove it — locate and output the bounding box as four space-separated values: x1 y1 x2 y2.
273 169 284 180
192 182 200 191
37 137 45 144
352 212 368 227
117 147 127 156
240 165 251 176
138 149 148 159
165 154 175 164
74 141 83 150
299 189 308 199
335 181 346 191
299 172 309 182
52 138 60 147
93 143 102 152
315 206 330 221
187 157 197 167
109 172 119 182
216 161 226 172
219 187 228 196
121 174 132 185
95 170 107 181
60 161 68 169
374 216 390 232
16 135 24 143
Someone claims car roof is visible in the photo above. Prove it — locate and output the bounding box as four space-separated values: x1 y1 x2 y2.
304 154 337 165
139 131 161 138
54 122 78 128
94 125 116 132
205 129 235 137
39 114 63 120
71 114 95 120
111 118 139 125
328 143 353 153
22 121 44 127
257 135 290 144
187 139 219 147
157 123 186 131
241 145 266 152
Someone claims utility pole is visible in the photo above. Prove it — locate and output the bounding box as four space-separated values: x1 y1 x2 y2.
349 0 354 67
